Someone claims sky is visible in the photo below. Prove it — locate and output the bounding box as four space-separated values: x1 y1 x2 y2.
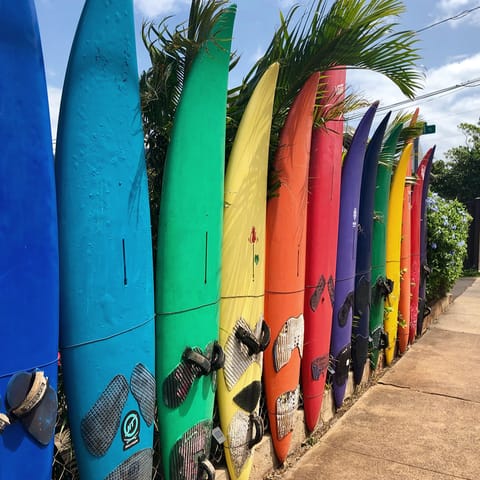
33 0 480 160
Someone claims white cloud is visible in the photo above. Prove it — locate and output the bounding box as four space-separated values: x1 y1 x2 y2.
134 0 190 18
47 85 62 144
345 52 480 159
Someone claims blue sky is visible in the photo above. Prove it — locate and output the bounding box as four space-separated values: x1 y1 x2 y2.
34 0 480 159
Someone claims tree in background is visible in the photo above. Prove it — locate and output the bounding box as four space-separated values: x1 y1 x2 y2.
431 120 480 205
140 0 423 248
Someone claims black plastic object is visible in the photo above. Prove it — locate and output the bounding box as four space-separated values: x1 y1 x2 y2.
337 291 354 328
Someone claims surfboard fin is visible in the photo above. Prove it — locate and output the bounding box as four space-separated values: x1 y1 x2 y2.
2 370 57 446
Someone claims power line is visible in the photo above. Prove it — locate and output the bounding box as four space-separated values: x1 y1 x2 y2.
346 77 480 120
416 5 480 33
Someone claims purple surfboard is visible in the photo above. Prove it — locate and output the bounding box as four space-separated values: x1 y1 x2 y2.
330 101 378 408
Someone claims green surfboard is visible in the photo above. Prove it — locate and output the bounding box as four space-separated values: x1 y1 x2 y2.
154 7 236 480
369 123 403 369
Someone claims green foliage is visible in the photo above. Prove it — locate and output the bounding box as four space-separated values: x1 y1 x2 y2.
227 0 423 186
431 120 480 205
139 0 237 252
426 191 472 301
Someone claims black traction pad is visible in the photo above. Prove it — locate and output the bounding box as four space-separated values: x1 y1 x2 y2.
81 375 129 457
104 448 153 480
334 344 351 387
309 274 326 312
170 420 212 480
163 346 210 409
354 276 370 316
233 381 261 413
6 371 58 446
327 275 335 307
130 364 156 426
338 291 354 328
311 355 329 381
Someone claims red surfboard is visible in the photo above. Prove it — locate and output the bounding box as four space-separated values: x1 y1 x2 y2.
302 68 345 432
409 147 435 343
263 73 319 463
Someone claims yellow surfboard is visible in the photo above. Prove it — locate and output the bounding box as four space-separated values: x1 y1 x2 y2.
384 142 413 365
218 63 279 480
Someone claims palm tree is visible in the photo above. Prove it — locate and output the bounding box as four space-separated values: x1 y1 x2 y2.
140 0 423 245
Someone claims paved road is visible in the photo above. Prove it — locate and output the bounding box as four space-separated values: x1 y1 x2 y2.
281 278 480 480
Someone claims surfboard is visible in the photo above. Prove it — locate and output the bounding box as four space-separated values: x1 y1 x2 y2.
369 123 403 370
55 1 155 478
218 63 279 480
384 143 413 365
302 68 345 433
416 148 435 336
397 157 414 354
330 101 378 408
155 7 235 480
0 2 58 478
263 73 319 463
352 111 391 385
397 110 419 354
409 148 435 344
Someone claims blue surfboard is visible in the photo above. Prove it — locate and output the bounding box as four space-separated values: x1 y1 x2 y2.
0 2 59 479
55 1 155 478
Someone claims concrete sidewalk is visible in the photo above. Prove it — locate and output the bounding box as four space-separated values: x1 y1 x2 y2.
278 277 480 480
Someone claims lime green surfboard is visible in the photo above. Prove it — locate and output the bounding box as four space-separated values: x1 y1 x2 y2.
154 7 236 480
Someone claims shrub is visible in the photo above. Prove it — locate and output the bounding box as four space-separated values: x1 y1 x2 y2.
426 191 471 301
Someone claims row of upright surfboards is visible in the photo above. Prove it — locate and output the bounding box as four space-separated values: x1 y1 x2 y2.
0 2 435 480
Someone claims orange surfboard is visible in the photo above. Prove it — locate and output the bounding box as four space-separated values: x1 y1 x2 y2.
263 73 319 463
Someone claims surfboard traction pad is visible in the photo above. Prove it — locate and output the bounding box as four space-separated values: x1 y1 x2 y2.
275 386 300 440
223 317 264 391
81 375 130 457
170 420 215 480
352 275 371 382
105 448 153 480
79 364 155 478
223 316 268 476
130 363 156 426
273 314 304 372
163 341 222 409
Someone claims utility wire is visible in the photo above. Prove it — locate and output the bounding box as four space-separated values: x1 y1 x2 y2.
416 5 480 33
346 77 480 120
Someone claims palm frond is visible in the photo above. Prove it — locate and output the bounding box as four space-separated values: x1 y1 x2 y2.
227 0 423 166
140 0 238 254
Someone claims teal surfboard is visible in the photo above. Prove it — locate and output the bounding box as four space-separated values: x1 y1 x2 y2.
55 1 155 478
0 2 58 478
155 7 236 480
